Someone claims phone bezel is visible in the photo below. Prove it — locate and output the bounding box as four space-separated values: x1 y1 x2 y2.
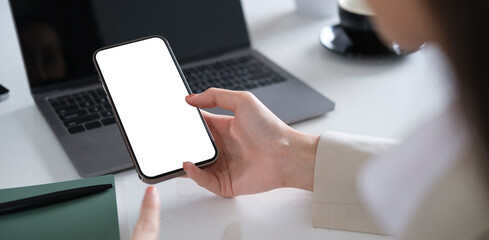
93 35 218 184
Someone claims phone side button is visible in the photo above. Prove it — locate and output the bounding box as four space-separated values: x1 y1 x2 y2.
101 84 109 97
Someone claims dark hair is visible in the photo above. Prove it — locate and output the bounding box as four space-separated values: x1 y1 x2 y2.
426 2 489 161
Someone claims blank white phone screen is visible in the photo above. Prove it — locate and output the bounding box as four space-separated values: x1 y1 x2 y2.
95 37 216 177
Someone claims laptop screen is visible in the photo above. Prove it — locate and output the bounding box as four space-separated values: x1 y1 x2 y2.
9 0 250 89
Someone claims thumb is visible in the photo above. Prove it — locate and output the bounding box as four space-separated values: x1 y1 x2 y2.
132 186 160 240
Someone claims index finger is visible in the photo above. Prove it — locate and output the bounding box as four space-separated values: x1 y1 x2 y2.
132 186 160 240
185 88 253 111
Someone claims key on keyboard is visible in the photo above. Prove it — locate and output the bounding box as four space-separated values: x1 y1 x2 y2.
182 55 286 94
48 88 116 134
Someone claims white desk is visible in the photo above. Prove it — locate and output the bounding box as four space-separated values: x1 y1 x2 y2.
0 0 451 239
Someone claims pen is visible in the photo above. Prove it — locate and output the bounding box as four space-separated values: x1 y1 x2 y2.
0 184 113 216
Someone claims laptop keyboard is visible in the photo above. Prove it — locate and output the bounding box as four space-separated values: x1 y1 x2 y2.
48 88 116 134
50 55 286 134
183 55 286 93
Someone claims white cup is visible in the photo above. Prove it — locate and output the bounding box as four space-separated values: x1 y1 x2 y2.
294 0 338 18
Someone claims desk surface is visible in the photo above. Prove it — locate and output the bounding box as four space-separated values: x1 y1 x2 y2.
0 0 451 239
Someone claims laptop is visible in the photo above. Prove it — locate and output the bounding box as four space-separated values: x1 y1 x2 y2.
9 0 335 177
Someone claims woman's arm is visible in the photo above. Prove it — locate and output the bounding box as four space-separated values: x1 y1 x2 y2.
132 88 397 239
185 88 396 234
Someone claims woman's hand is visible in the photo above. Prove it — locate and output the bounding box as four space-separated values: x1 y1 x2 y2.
131 88 317 239
184 88 319 197
132 186 160 240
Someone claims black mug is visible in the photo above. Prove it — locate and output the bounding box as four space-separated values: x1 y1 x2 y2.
338 0 393 54
339 0 375 32
320 0 406 58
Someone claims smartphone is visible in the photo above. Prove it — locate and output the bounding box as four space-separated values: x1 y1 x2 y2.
93 36 218 184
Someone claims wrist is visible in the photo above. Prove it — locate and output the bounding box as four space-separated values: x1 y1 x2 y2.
280 130 319 191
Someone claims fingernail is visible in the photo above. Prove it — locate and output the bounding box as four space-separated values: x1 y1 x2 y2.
146 186 157 197
186 94 195 98
183 162 193 172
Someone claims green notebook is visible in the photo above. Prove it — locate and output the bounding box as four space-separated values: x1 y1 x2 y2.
0 175 120 240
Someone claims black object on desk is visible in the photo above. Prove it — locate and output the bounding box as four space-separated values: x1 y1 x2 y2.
0 184 113 216
0 83 9 102
320 4 407 59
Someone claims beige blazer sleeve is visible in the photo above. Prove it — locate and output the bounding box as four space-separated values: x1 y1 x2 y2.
313 130 397 234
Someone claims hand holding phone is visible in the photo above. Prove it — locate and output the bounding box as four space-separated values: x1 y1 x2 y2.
93 36 217 183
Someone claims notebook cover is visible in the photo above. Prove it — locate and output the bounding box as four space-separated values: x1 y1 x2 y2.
0 175 119 239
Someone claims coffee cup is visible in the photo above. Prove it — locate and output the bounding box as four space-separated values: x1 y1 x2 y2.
319 0 406 59
338 0 375 32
